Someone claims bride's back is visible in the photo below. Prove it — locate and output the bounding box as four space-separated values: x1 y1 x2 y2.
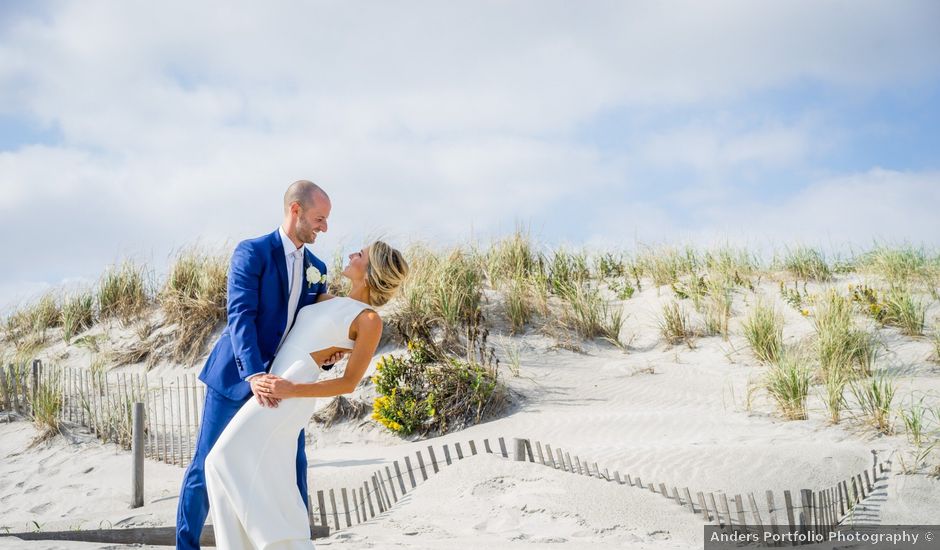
270 297 373 378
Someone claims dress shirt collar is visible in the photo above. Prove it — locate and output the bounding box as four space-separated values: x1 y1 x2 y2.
278 226 305 259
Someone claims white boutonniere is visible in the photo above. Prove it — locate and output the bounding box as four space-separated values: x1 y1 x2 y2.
306 264 328 288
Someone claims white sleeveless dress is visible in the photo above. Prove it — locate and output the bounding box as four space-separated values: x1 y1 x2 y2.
205 296 374 550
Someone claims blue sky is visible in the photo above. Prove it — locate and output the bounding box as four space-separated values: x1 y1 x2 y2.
1 1 939 311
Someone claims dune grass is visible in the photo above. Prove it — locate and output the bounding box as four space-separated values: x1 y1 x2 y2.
659 300 694 347
780 246 832 281
898 394 931 447
98 260 151 324
391 246 486 354
742 299 783 364
484 229 544 289
159 248 228 366
29 372 62 442
814 290 878 379
327 248 352 297
932 327 940 363
857 244 939 287
547 249 590 298
850 372 896 435
703 284 733 338
561 282 625 346
435 249 484 336
880 286 927 336
821 364 849 424
503 278 534 334
594 252 625 279
482 231 547 333
765 346 813 420
61 290 95 344
704 246 760 290
637 245 699 288
3 292 61 350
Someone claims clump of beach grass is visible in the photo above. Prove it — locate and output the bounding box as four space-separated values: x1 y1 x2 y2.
703 246 760 290
98 260 151 324
638 245 699 288
484 229 544 289
3 293 61 350
435 249 484 337
312 395 371 427
482 230 548 333
703 284 733 338
814 290 878 379
932 326 940 363
850 372 896 435
159 248 228 365
391 245 486 354
880 286 927 336
781 246 832 281
898 394 931 447
765 346 813 420
29 372 63 443
857 244 938 287
742 299 783 364
594 252 625 279
327 248 352 297
61 290 95 344
821 364 849 424
659 300 694 347
547 249 590 298
561 282 625 346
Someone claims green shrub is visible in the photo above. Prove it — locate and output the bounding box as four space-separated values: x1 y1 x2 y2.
371 340 509 436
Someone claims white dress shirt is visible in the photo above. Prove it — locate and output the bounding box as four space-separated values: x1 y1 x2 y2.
278 225 305 288
246 227 305 384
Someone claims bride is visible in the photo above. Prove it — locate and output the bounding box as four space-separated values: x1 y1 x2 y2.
205 240 409 549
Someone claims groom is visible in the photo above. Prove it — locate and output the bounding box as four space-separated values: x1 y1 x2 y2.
176 180 342 549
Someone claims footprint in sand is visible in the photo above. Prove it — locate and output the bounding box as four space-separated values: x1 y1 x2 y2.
470 476 516 497
531 536 567 543
28 502 52 514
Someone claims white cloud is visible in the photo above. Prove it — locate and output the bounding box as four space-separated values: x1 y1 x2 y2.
0 1 938 310
584 168 940 255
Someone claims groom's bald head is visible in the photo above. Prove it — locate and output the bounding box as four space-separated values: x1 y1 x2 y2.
283 180 328 212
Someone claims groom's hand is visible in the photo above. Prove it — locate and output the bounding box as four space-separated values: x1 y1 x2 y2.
250 376 280 407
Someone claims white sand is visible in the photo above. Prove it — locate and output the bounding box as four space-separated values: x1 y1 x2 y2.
2 275 939 548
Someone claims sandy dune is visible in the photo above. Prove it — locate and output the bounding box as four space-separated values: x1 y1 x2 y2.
2 277 939 548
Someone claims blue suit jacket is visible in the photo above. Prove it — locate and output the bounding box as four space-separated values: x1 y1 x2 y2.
198 228 328 401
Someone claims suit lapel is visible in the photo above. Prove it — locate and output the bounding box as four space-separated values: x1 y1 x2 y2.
270 229 290 301
299 250 314 308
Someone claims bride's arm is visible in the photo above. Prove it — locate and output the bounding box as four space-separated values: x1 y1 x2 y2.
255 310 383 399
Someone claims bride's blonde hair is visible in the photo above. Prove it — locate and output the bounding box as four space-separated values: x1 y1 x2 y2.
365 241 409 307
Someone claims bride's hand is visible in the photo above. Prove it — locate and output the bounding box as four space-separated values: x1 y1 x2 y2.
255 374 297 399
